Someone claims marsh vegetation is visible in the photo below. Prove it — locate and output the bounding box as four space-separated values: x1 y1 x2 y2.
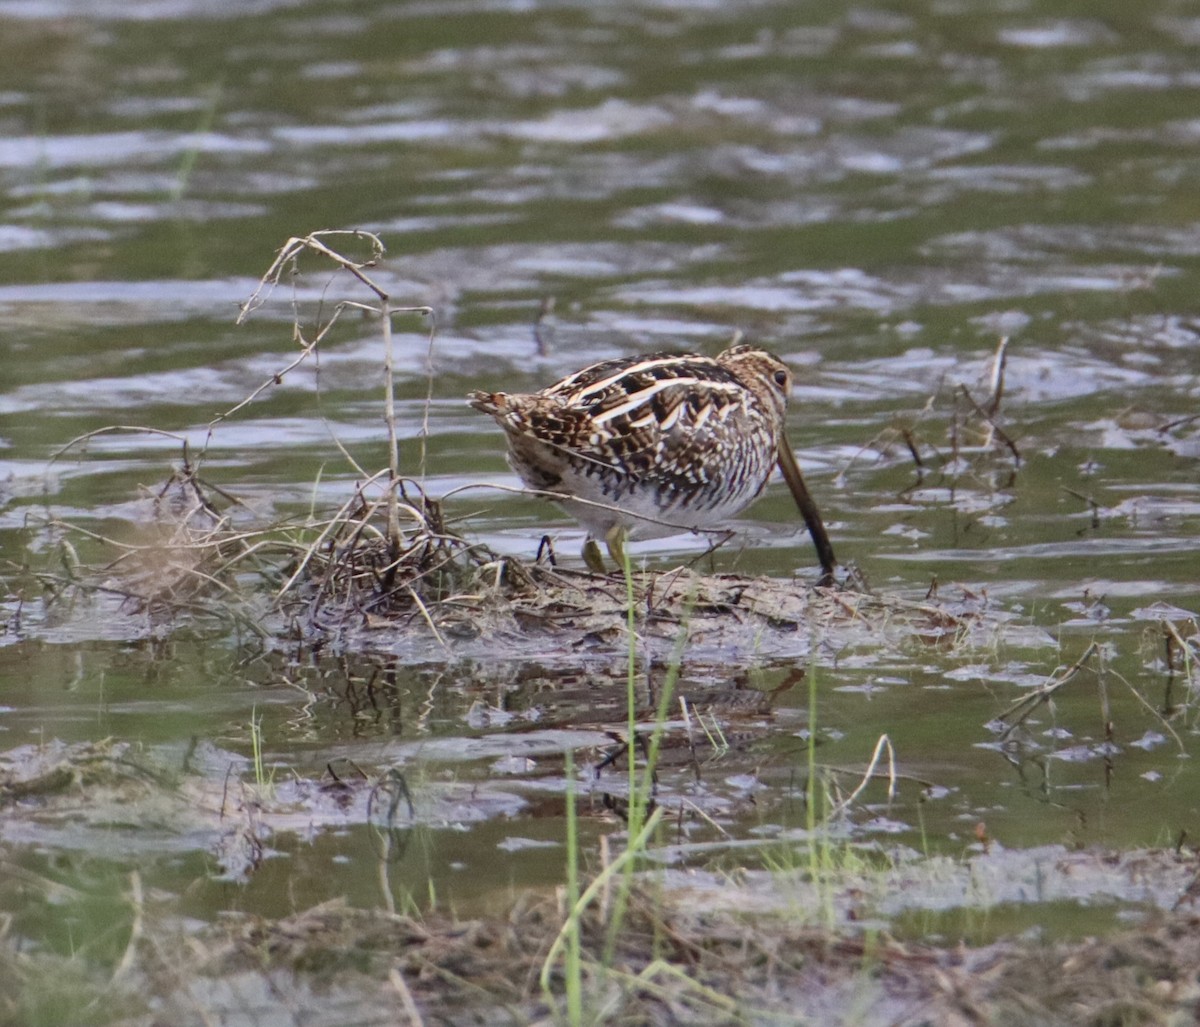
3 1 1200 1023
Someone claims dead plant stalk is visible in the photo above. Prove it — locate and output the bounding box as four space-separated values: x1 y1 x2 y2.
236 230 436 560
997 642 1099 738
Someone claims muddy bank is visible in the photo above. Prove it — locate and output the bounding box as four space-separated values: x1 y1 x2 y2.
5 738 1200 1023
4 844 1199 1025
13 461 1050 669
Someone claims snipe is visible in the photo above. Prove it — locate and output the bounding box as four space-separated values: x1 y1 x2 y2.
468 344 837 584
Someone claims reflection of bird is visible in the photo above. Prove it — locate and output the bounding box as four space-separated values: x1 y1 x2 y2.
468 344 837 583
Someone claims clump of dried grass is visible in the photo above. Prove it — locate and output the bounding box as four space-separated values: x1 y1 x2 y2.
29 447 287 637
287 498 979 661
285 475 548 634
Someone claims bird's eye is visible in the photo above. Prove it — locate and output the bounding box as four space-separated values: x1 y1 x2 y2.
773 369 789 388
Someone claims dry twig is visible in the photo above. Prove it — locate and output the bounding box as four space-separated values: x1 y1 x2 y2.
996 642 1099 739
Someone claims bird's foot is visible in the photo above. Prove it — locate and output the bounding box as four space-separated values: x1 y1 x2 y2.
604 525 629 573
582 538 608 575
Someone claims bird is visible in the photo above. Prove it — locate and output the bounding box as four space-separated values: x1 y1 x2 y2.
467 343 837 584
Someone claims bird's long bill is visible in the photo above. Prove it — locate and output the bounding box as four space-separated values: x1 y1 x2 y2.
777 435 837 586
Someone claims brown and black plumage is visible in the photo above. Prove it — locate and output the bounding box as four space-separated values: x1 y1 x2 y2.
468 344 836 583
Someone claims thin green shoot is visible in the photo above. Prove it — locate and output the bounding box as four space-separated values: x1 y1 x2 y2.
599 546 686 970
622 540 639 833
601 540 644 967
637 592 692 805
539 805 665 997
916 792 930 859
562 747 582 1026
798 674 851 928
249 706 268 793
806 664 819 883
308 463 326 524
171 79 224 202
695 708 729 756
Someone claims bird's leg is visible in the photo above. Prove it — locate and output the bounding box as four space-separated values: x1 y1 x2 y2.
604 525 629 572
582 537 608 575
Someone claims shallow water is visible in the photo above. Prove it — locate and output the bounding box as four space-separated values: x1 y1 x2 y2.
2 0 1199 993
